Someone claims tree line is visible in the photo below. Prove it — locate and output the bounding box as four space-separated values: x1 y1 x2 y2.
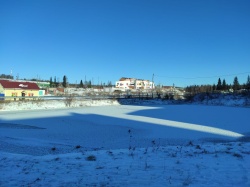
49 75 113 88
185 76 250 94
2 73 249 92
0 74 14 79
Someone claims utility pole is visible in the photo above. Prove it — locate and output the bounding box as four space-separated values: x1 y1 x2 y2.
152 73 154 98
152 73 154 87
85 75 86 88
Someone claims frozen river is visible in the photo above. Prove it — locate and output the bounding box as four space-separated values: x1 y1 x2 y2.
0 105 248 155
1 104 250 187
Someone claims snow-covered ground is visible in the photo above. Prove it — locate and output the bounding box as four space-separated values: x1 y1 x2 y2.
0 98 250 186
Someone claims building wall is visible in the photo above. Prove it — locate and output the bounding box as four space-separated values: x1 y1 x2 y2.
116 78 154 90
115 80 131 89
135 80 154 89
0 93 4 100
39 90 45 96
4 89 39 100
0 84 4 94
37 82 50 89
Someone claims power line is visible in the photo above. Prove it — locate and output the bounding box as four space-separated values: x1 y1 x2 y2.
155 72 250 80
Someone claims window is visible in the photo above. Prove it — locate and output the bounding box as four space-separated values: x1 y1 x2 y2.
12 92 17 96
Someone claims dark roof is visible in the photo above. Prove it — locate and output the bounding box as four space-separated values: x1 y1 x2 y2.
119 77 135 81
0 80 40 90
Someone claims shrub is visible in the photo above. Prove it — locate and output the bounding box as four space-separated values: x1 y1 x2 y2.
86 155 96 161
233 153 243 158
195 145 201 149
75 145 81 149
184 93 194 102
64 94 74 107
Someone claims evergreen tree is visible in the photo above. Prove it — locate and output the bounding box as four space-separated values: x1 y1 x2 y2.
246 75 250 90
216 78 222 90
107 81 112 87
53 76 57 87
87 80 92 88
0 74 14 79
49 77 53 87
62 75 67 88
80 80 84 88
212 84 216 91
222 79 227 90
233 76 240 91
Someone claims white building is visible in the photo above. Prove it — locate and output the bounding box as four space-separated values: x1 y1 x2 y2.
115 77 154 90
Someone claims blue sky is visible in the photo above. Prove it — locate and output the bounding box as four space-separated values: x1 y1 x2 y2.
1 0 250 87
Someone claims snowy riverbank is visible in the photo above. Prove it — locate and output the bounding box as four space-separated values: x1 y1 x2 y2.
1 92 250 112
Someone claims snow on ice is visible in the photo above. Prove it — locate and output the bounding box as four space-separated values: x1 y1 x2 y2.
0 97 250 186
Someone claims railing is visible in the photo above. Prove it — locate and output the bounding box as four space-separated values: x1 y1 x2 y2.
0 94 161 101
0 96 44 101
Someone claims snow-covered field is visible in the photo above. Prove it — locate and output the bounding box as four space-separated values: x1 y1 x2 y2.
0 98 250 186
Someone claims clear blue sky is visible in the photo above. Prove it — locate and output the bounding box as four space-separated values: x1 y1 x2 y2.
1 0 250 87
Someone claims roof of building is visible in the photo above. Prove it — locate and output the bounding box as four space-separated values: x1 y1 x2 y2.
119 77 149 81
119 77 132 81
0 80 40 90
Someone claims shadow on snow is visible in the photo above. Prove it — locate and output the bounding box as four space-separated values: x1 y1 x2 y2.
0 105 249 155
